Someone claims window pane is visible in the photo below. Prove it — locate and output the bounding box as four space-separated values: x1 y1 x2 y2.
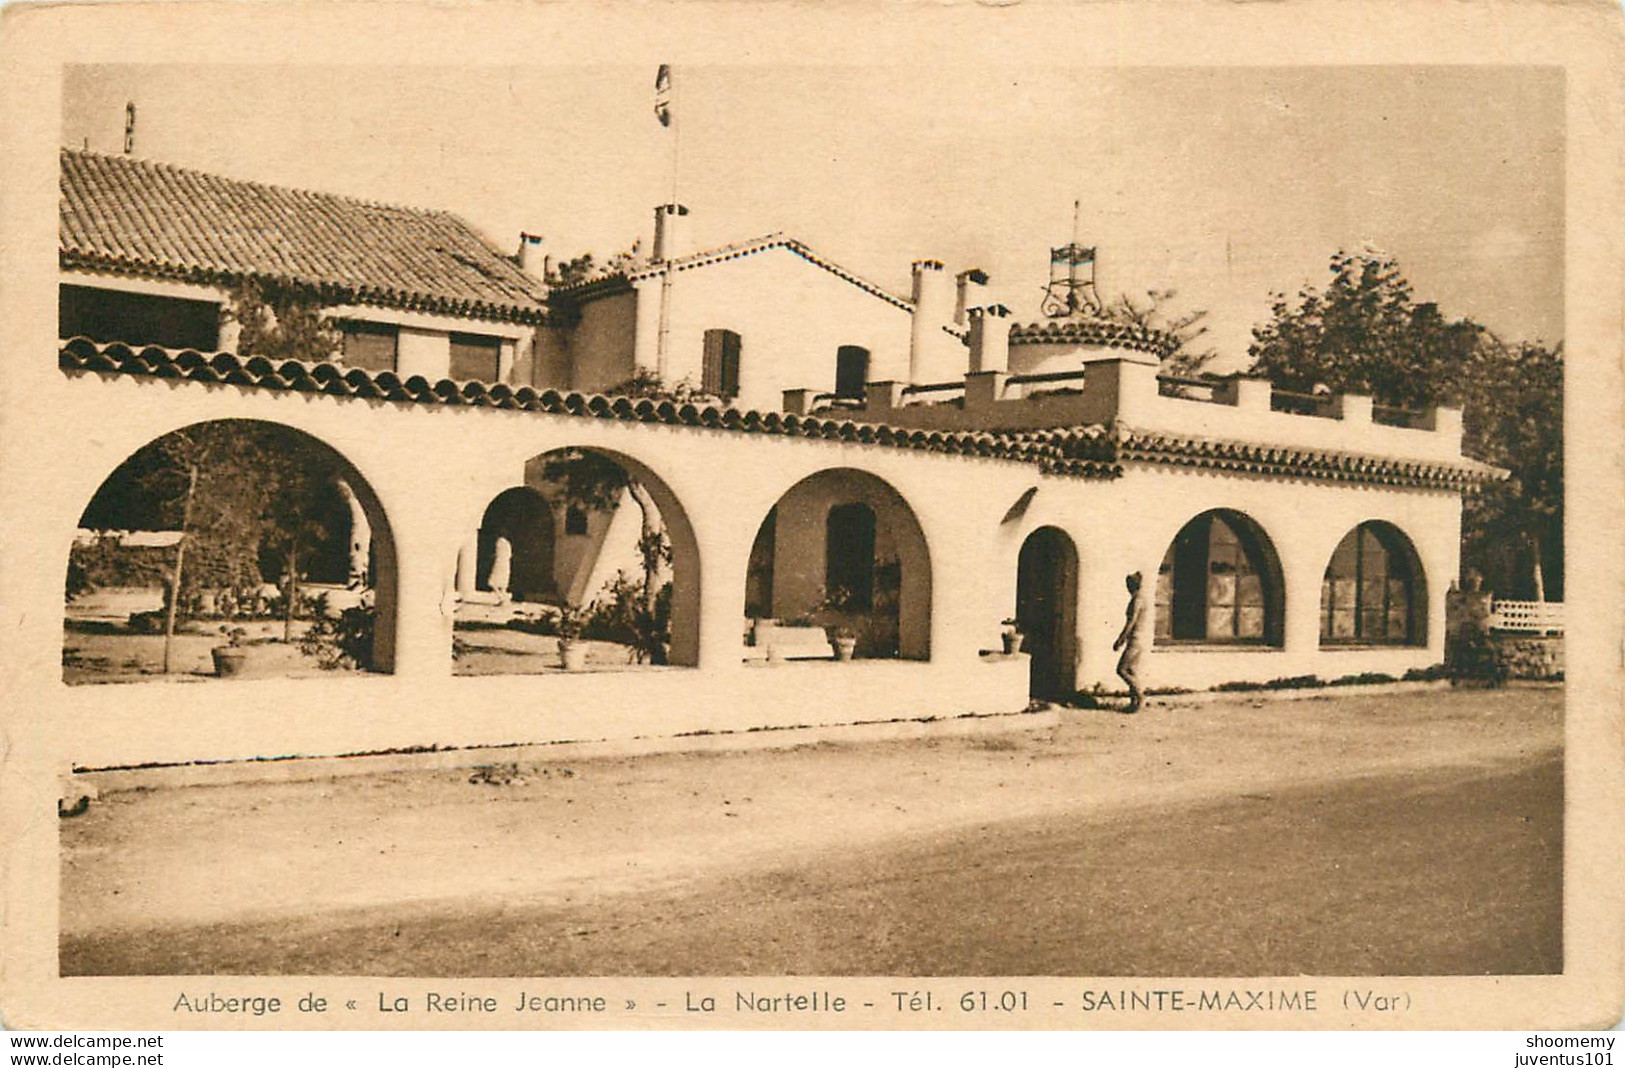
1206 605 1236 639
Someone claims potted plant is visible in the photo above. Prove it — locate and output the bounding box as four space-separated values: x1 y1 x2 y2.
817 585 862 661
211 625 249 677
555 604 589 672
1000 618 1025 655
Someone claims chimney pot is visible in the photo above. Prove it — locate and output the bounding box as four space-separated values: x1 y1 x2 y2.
516 232 544 277
653 204 691 263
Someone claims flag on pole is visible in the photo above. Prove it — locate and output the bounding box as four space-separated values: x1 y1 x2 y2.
654 64 673 127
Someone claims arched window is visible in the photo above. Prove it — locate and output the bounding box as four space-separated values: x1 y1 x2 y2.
1321 522 1424 644
563 506 589 536
826 502 876 608
1155 510 1283 645
702 328 742 399
835 345 870 400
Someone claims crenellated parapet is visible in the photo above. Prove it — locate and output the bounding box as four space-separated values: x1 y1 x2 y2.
788 347 1478 470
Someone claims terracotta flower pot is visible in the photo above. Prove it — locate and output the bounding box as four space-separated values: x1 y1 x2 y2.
831 635 858 661
212 646 248 678
1001 632 1025 655
559 642 589 672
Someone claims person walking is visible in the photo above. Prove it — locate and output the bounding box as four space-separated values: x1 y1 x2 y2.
1112 571 1146 713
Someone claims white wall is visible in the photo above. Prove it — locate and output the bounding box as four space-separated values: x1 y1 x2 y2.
566 290 638 393
1001 464 1461 692
630 247 915 408
37 365 1468 768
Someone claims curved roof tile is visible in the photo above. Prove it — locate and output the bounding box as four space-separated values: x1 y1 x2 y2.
57 338 1500 490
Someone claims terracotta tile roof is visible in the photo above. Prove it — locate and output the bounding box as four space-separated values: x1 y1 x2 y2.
59 337 1113 475
60 149 549 324
1113 427 1506 489
1009 318 1179 359
58 338 1502 490
556 234 913 312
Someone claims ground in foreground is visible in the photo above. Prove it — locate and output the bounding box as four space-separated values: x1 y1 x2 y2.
60 685 1562 976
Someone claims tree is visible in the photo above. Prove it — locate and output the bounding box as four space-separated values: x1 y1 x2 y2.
1247 250 1562 599
1249 251 1483 408
260 435 346 640
135 424 269 672
1457 339 1563 601
1099 288 1217 377
544 241 646 287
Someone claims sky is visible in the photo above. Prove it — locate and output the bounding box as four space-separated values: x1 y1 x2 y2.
63 64 1564 368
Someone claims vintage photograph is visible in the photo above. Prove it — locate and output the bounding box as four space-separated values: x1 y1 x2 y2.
43 59 1571 985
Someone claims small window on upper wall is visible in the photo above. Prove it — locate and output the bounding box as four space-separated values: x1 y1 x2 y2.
702 328 742 400
564 506 589 536
340 321 399 372
835 345 870 399
450 332 503 382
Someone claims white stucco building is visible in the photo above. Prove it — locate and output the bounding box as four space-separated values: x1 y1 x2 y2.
48 150 1502 768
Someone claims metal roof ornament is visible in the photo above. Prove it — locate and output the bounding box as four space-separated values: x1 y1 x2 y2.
1041 200 1103 319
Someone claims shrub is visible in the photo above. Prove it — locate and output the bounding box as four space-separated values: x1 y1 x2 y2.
297 606 376 670
1215 675 1323 693
504 610 560 637
1266 674 1323 690
66 539 172 597
1402 663 1449 682
1449 629 1507 687
583 572 671 663
1329 671 1397 687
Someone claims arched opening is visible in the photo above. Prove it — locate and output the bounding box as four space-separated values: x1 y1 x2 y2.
743 468 931 661
453 447 700 675
475 488 555 602
1155 509 1284 646
835 345 870 400
1016 526 1079 699
1320 521 1427 645
64 419 397 683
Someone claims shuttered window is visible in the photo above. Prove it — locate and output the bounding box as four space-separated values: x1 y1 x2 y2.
340 321 398 372
702 328 742 399
449 332 502 382
835 345 870 399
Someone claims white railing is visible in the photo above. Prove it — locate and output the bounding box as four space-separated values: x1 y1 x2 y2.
1488 599 1564 635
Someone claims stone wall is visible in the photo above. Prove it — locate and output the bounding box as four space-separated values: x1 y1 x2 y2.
1493 635 1565 679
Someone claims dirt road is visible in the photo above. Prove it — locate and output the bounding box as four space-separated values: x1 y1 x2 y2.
60 685 1562 975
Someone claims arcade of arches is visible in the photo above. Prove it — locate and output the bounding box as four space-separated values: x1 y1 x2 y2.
65 420 1436 693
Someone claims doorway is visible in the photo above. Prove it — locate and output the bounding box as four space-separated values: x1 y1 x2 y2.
1016 527 1079 700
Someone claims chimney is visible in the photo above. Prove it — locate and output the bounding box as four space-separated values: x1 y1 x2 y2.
967 303 1012 374
653 203 690 263
908 259 958 384
955 268 990 325
516 232 544 278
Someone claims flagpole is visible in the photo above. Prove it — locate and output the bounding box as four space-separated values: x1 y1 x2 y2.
669 65 681 206
656 65 679 380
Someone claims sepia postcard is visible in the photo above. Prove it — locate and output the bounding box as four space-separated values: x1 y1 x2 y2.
0 0 1620 1038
